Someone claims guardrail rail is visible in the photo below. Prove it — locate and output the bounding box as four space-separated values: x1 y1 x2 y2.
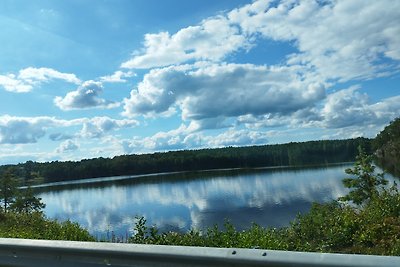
0 238 399 267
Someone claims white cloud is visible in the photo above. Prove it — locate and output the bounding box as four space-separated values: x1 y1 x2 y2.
122 63 325 122
0 115 60 144
121 0 400 82
0 145 55 165
120 0 400 139
371 95 400 121
236 85 400 134
80 116 139 138
54 80 120 110
187 117 233 132
0 67 81 93
100 70 136 83
18 67 81 84
320 86 376 128
49 133 74 141
229 0 400 81
207 129 269 147
0 115 139 145
56 140 79 153
237 107 321 129
122 124 189 153
0 74 33 93
121 15 250 69
121 124 270 154
319 87 400 129
0 115 90 145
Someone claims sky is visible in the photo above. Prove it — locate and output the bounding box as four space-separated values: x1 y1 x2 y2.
0 0 399 165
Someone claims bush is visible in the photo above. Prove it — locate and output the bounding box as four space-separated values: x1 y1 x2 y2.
285 202 359 253
0 212 94 241
352 185 400 255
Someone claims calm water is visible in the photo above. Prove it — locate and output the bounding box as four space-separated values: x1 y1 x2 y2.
37 164 354 238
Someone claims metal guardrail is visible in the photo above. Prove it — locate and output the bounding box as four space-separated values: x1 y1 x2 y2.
0 238 399 267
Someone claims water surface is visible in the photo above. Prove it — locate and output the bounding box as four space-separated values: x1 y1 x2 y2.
38 164 353 238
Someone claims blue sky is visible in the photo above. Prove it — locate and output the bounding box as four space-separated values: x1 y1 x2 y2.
0 0 399 165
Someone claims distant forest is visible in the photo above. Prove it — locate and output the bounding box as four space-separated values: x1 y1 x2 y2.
0 137 372 185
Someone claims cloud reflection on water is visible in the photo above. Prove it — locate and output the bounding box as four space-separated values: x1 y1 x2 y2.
38 165 351 237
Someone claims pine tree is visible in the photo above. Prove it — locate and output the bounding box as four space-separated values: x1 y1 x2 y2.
0 169 19 212
339 146 388 205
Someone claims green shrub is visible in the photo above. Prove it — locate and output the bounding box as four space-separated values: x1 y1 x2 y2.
286 202 359 253
0 212 94 241
127 186 400 256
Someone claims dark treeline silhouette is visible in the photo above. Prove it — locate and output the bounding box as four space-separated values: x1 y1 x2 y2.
374 117 400 177
0 137 371 185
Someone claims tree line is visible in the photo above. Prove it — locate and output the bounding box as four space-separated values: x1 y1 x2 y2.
374 117 400 176
0 137 371 185
0 137 372 185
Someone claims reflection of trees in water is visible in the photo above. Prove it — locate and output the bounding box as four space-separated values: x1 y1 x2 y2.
38 164 351 237
34 163 351 193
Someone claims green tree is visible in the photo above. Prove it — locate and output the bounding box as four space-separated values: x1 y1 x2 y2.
25 171 44 186
10 187 46 213
0 169 19 212
339 147 388 205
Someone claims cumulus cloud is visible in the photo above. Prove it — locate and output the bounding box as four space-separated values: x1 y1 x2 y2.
229 0 400 81
187 117 233 132
121 124 270 154
237 107 321 129
121 0 400 82
56 140 79 153
0 67 81 93
121 15 250 69
18 67 81 84
49 133 74 141
122 63 325 123
321 86 400 129
54 80 120 110
119 0 400 141
100 70 136 83
80 117 139 138
0 115 139 145
122 124 190 153
0 75 33 93
207 129 270 147
0 116 59 144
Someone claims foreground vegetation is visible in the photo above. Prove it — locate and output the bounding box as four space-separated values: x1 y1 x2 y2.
0 212 94 241
0 168 93 241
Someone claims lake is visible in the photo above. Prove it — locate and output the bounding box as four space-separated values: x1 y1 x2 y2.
37 163 356 239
